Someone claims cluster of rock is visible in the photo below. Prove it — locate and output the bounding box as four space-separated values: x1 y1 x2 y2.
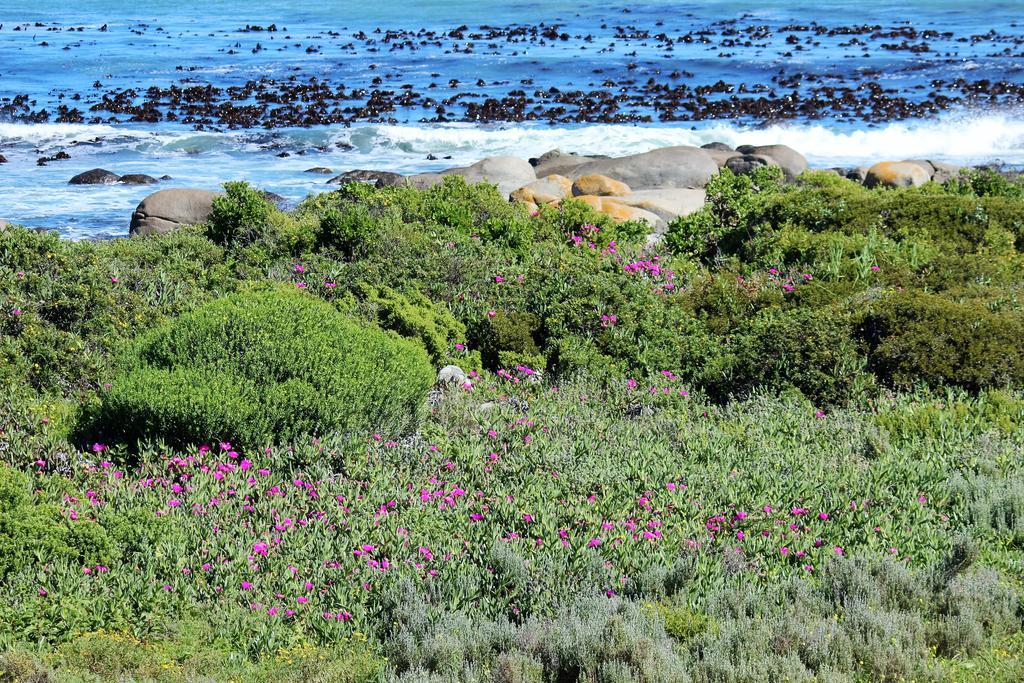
69 168 164 186
109 143 966 240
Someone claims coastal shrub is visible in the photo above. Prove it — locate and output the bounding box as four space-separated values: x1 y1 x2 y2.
860 290 1024 391
207 181 274 246
476 311 542 371
664 166 783 262
352 283 468 364
318 205 379 258
88 287 434 448
701 305 865 406
0 466 117 582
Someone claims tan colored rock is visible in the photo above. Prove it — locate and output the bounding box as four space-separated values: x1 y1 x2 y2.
863 161 931 189
441 155 536 197
510 177 572 205
572 174 631 197
543 174 573 196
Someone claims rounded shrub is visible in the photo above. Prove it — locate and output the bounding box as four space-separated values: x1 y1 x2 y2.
860 290 1024 392
89 287 434 449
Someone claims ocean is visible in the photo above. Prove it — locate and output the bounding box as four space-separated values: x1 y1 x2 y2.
1 0 1023 238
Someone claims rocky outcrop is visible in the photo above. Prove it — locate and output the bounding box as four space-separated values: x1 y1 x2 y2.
735 144 808 180
69 169 120 185
569 146 718 190
725 154 779 175
304 167 334 174
129 189 219 237
863 161 931 189
529 149 598 178
327 169 404 187
904 160 960 184
441 155 537 197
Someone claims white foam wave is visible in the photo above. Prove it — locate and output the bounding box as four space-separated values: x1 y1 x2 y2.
333 113 1024 167
3 112 1023 168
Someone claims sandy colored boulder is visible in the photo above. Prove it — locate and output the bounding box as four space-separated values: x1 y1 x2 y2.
510 176 572 205
572 174 631 197
864 161 931 189
903 159 960 184
129 188 219 237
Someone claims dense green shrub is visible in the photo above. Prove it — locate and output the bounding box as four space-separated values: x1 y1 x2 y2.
706 305 868 406
861 291 1024 391
350 283 467 365
0 466 117 582
207 181 274 246
87 287 434 448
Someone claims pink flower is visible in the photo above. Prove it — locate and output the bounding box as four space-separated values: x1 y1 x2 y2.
110 276 119 283
818 512 829 521
297 596 309 604
870 265 880 271
167 499 181 507
587 537 602 548
295 282 307 289
241 581 252 590
10 308 22 317
780 547 789 556
487 310 497 318
522 513 534 523
494 275 504 283
293 263 305 273
252 542 269 556
92 443 106 453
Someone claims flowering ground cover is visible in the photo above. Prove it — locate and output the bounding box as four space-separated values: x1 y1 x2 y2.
1 169 1023 680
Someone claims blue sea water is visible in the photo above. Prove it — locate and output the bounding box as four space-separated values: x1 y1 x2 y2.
1 0 1024 237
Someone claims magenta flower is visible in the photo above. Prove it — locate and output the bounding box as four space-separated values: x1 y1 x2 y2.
293 263 305 273
587 537 602 548
780 547 789 556
167 499 181 508
10 308 22 317
253 542 269 556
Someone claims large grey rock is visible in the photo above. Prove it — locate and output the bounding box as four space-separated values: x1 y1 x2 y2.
735 144 807 181
529 149 598 178
904 159 960 184
69 168 120 185
441 155 536 197
404 172 445 190
129 188 219 237
327 169 404 187
613 189 707 223
304 167 334 174
726 154 780 176
568 146 719 190
704 148 742 168
701 141 735 152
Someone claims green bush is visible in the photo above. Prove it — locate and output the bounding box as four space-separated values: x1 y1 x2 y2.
705 305 867 406
476 311 541 371
353 283 467 364
0 466 117 582
207 181 274 246
861 291 1024 391
87 287 434 449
